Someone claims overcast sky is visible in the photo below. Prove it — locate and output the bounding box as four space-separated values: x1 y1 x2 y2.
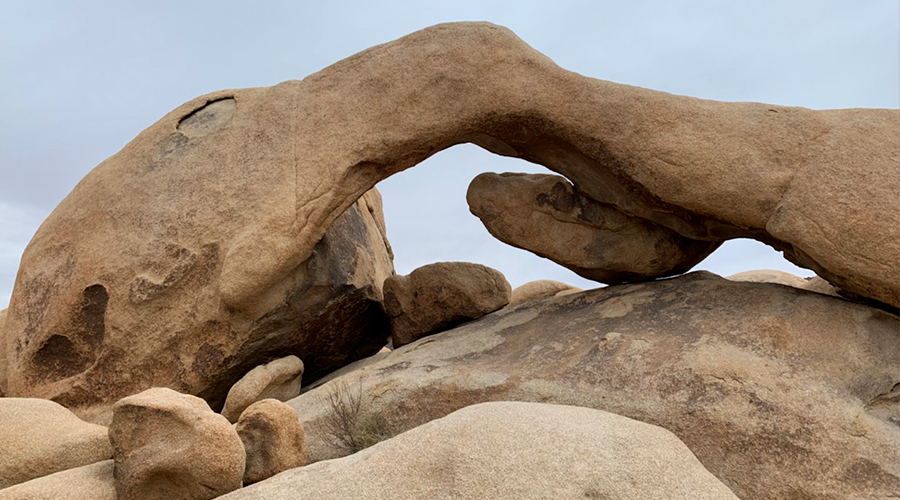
1 1 898 308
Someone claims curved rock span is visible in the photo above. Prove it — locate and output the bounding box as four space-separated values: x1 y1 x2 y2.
4 22 898 416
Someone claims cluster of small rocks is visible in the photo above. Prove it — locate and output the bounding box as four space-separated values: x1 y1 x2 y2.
2 359 309 499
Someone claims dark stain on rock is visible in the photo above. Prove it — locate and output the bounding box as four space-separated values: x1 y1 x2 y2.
80 284 108 347
144 133 194 173
376 361 411 376
320 204 369 287
31 283 108 382
192 342 226 380
33 334 86 380
177 97 236 138
534 180 576 213
381 382 513 441
842 458 900 491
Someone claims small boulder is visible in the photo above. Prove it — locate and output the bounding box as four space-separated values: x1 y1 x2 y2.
799 276 840 297
109 388 245 500
222 355 304 423
0 398 113 489
0 460 116 500
728 271 843 299
467 172 720 284
236 399 308 484
384 262 511 348
219 402 738 500
508 280 582 307
726 269 807 287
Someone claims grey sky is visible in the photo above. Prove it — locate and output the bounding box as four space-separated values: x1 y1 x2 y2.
1 1 898 307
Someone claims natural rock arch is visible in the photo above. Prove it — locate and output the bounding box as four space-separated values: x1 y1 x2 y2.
203 21 896 310
4 22 897 419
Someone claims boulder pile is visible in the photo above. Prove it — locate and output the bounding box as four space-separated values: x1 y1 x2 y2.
1 21 897 500
221 355 305 423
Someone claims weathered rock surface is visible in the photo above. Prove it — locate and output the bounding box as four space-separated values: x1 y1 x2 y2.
0 308 7 396
469 172 720 283
221 401 739 500
6 187 393 423
726 269 808 287
384 262 511 348
6 21 898 420
800 275 840 297
0 398 113 489
7 25 896 411
222 355 304 423
236 399 308 484
0 460 116 500
727 270 846 300
508 279 582 307
109 388 246 500
291 272 900 500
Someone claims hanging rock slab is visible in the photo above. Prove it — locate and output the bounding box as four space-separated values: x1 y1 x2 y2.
468 172 720 283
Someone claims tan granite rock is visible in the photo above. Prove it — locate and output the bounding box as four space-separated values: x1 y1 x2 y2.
221 402 738 500
222 355 304 423
799 276 840 297
6 22 898 420
508 280 582 307
0 398 113 489
291 272 900 500
727 271 845 300
78 21 894 309
236 399 307 484
6 188 393 424
726 269 807 287
469 172 720 283
109 388 245 500
0 460 116 500
384 262 511 348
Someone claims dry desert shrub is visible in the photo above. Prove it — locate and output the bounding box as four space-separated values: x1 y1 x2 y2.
317 379 391 454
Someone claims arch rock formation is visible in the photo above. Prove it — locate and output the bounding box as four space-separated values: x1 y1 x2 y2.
4 22 898 420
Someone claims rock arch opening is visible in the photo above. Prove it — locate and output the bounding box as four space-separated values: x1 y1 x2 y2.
376 143 598 289
376 144 814 290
